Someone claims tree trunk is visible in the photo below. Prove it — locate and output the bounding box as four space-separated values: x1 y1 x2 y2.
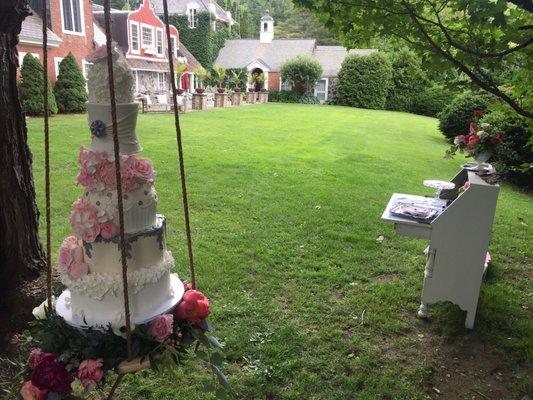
0 0 46 348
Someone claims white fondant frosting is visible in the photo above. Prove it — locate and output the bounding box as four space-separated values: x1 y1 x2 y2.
62 251 174 300
87 49 134 104
84 183 157 233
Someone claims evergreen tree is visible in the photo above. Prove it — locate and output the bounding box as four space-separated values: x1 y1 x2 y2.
19 53 58 116
54 53 88 113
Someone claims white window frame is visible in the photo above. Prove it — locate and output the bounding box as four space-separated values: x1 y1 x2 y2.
141 24 154 49
54 57 64 78
19 52 40 64
82 60 91 79
60 0 85 36
157 72 166 91
130 21 140 54
156 28 164 57
187 4 198 28
313 78 329 102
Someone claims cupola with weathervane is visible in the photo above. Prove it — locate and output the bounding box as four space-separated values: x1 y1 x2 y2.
259 12 274 44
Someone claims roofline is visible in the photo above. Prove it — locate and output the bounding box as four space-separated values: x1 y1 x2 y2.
19 37 61 47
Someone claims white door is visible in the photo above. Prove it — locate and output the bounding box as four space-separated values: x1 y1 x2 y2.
314 78 328 102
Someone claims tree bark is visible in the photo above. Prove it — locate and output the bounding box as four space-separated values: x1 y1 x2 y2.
0 1 45 296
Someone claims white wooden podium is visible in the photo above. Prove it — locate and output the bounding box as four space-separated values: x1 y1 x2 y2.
382 169 499 329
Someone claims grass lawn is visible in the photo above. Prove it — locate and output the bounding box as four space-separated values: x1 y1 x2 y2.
22 104 532 399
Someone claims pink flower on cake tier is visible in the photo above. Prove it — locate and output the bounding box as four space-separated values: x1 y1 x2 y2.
70 199 100 243
175 290 210 325
58 236 78 269
69 261 89 279
21 380 47 400
100 220 117 239
77 358 104 391
98 161 117 189
130 157 154 182
150 314 174 342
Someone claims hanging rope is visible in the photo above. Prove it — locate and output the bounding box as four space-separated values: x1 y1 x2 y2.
42 0 52 310
162 0 197 289
102 0 133 361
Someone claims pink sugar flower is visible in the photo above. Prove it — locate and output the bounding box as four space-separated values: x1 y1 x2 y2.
58 236 78 269
68 261 89 279
131 157 154 182
70 199 100 243
100 220 117 239
150 314 174 342
77 358 104 391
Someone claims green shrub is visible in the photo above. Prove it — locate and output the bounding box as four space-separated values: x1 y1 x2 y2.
19 53 57 116
336 52 392 109
299 95 319 104
268 90 300 103
386 49 427 112
438 91 490 139
280 55 323 96
54 53 87 113
411 84 455 117
480 109 532 187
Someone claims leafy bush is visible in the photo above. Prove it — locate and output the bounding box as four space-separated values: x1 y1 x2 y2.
299 95 319 104
336 52 392 109
19 53 57 116
411 84 455 117
438 91 490 139
481 109 532 187
54 53 88 113
268 90 300 103
280 55 323 95
386 49 427 112
226 68 248 92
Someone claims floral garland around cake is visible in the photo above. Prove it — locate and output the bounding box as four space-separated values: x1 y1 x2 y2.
19 285 227 399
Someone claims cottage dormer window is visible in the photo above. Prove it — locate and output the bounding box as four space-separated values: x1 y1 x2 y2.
61 0 84 35
156 29 163 56
142 25 154 48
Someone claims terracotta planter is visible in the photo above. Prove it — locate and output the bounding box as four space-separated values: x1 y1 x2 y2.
217 87 226 94
234 87 241 93
176 88 185 95
260 88 267 93
195 88 205 94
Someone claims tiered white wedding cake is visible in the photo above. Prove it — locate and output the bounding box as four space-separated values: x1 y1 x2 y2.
56 46 183 327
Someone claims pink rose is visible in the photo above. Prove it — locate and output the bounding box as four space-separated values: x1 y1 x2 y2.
98 162 117 189
27 348 47 369
100 220 117 239
150 314 174 342
58 236 78 269
68 261 88 279
77 358 104 391
131 157 154 182
21 381 47 400
70 200 100 243
175 290 210 325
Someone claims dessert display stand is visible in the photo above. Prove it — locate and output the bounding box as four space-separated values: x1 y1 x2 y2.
36 0 201 397
382 168 500 329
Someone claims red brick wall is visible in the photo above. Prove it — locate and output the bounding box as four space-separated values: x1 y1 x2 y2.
268 71 280 92
18 0 95 84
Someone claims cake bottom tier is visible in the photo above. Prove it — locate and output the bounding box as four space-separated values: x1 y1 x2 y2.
57 253 184 327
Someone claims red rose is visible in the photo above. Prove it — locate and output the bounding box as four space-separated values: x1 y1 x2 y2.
175 290 210 324
491 136 501 145
31 354 73 395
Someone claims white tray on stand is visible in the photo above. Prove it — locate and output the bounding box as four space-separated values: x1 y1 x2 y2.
56 274 184 330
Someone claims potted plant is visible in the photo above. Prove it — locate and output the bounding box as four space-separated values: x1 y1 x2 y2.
174 64 187 96
176 88 185 95
193 66 209 94
211 65 227 94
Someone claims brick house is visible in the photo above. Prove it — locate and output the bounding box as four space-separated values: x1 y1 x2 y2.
150 0 233 30
215 13 377 102
18 0 96 83
92 0 202 99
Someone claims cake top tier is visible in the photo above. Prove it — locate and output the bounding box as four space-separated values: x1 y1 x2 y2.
86 45 134 104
